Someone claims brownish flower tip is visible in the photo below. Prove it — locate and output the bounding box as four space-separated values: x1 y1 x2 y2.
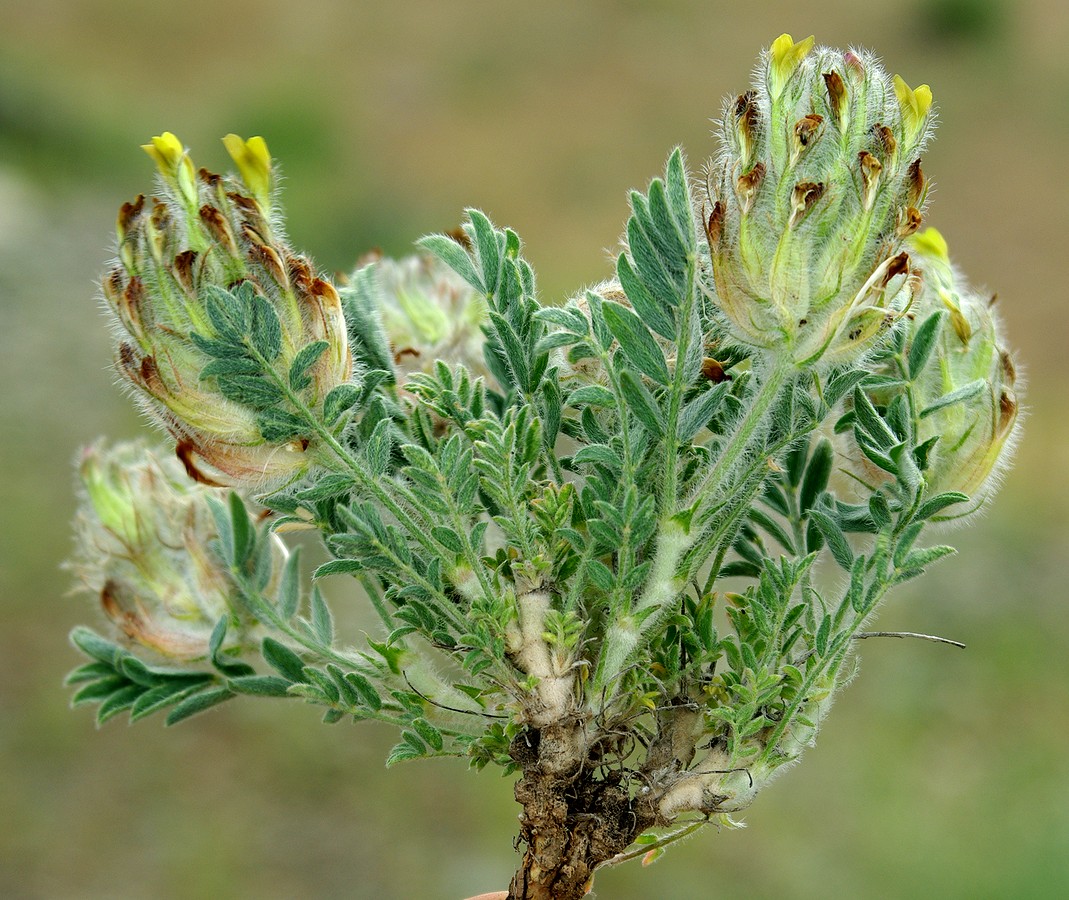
734 90 760 164
139 355 165 394
858 151 883 210
788 181 825 228
701 357 730 382
117 194 145 236
175 438 228 487
734 90 757 120
227 191 268 232
227 191 259 215
844 50 865 80
199 205 237 255
197 167 223 189
118 340 140 377
822 71 847 124
906 159 926 208
113 273 144 334
150 198 171 232
896 206 922 237
247 239 288 289
794 114 825 149
172 249 199 295
103 267 125 304
872 124 897 162
287 254 315 294
736 162 766 213
998 390 1018 435
309 277 342 311
100 579 142 641
882 251 910 285
1000 349 1017 384
704 200 725 249
122 275 145 315
393 346 420 364
445 226 473 251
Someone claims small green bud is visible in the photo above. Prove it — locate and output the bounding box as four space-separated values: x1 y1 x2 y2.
71 442 276 660
105 135 353 487
706 37 937 368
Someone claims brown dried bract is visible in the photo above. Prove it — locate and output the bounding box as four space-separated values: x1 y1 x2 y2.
906 159 926 208
882 251 910 285
199 205 237 255
896 206 922 237
701 357 730 383
175 439 227 487
736 162 765 214
872 123 897 161
789 181 825 228
704 200 725 249
117 195 145 236
171 250 198 295
823 72 847 125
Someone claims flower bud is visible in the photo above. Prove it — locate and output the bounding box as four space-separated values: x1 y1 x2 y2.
71 442 277 660
104 134 353 487
706 38 936 368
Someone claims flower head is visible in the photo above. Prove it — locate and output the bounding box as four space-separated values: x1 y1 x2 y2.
706 38 937 368
907 233 1020 510
106 134 353 488
71 442 277 660
837 230 1020 517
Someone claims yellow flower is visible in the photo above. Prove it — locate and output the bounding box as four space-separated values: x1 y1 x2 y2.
893 75 933 143
222 134 273 206
141 132 198 211
910 227 949 263
769 33 815 99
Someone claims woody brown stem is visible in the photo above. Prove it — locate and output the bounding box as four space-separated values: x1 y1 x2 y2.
506 725 654 900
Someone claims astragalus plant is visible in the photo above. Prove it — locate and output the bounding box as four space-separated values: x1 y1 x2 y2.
66 34 1020 899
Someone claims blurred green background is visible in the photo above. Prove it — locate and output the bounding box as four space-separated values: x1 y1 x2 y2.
2 1 1067 897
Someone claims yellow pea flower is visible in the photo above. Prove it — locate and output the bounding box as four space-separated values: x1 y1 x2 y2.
769 33 815 99
141 132 198 212
893 75 934 143
222 133 273 206
910 227 949 263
